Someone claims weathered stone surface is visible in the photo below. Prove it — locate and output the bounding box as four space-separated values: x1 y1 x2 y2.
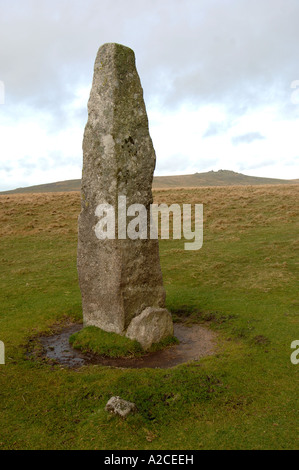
126 307 174 350
105 396 137 418
77 43 173 344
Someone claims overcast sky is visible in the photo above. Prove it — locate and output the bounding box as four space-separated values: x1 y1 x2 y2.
0 0 299 190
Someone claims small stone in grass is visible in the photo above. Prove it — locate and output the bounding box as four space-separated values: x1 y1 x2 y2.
105 396 137 418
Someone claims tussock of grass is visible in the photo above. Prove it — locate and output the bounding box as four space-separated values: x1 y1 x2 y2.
69 326 179 357
69 326 144 358
171 306 237 325
111 368 224 423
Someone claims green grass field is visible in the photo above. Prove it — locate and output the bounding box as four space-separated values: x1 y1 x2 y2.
0 184 298 449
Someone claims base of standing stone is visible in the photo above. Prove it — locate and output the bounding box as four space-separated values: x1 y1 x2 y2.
125 307 174 350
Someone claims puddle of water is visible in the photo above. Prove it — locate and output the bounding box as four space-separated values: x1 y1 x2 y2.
39 323 216 369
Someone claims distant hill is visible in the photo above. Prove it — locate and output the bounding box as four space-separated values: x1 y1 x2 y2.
1 170 298 194
153 170 298 188
0 179 82 195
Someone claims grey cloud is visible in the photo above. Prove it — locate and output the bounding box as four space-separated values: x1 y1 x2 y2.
140 1 299 113
1 165 14 173
232 132 265 145
156 153 193 173
203 121 233 138
0 154 80 175
1 0 299 117
1 0 299 189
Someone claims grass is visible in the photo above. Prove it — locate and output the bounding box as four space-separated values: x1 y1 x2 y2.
69 326 144 358
0 184 298 449
69 326 179 358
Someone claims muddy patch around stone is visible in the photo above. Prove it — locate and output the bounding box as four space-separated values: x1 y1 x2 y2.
37 323 217 369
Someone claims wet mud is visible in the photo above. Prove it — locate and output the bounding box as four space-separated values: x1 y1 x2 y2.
39 323 217 369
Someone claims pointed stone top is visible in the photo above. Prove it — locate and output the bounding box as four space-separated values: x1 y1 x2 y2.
98 42 134 53
94 43 135 71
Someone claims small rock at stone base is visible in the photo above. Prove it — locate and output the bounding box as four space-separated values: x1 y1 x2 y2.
126 307 174 350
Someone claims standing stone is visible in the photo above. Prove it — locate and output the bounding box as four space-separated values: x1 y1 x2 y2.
77 43 173 348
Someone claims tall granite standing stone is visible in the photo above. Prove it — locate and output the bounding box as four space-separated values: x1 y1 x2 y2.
77 43 173 348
